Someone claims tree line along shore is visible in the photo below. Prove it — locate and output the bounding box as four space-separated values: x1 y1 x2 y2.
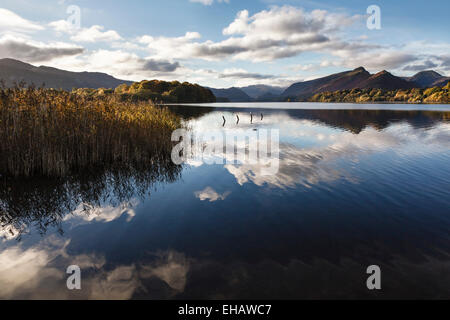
308 83 450 104
73 79 216 103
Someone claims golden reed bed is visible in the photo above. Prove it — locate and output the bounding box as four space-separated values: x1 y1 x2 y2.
0 85 182 177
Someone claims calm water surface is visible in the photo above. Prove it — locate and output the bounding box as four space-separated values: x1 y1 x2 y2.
1 104 449 299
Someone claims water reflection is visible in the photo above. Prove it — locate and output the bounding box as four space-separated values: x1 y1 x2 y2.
174 106 450 132
283 109 450 133
0 159 182 240
1 107 449 299
174 107 450 189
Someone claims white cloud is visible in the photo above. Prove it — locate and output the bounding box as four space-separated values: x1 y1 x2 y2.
126 6 449 78
137 31 202 60
138 6 365 63
315 40 450 75
1 6 448 86
220 68 274 80
70 25 122 43
48 19 74 34
47 49 181 80
291 63 319 72
402 60 438 72
48 21 123 43
331 50 419 72
0 8 44 34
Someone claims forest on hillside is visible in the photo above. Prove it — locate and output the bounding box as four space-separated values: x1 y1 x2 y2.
73 80 216 103
308 82 450 104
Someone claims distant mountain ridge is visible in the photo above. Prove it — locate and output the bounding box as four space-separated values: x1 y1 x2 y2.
360 70 416 90
283 67 370 99
403 70 450 88
1 58 449 102
206 87 252 102
282 67 423 99
239 85 285 100
207 85 285 102
212 69 450 102
0 58 132 90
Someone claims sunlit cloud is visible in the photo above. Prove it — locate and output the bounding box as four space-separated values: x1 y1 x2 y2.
70 25 122 43
0 8 44 34
0 3 448 86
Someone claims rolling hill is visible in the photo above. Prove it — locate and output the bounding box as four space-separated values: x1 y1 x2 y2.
0 58 132 90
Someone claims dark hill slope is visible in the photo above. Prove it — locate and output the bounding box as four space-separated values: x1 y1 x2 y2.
0 58 132 90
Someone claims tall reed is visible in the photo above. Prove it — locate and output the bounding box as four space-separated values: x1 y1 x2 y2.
0 86 182 177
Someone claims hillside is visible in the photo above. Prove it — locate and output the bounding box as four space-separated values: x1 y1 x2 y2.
359 70 416 90
0 58 132 90
404 70 450 88
75 80 216 103
315 67 372 92
207 87 252 102
2 58 448 104
239 85 285 100
207 85 285 102
282 69 361 99
309 82 450 104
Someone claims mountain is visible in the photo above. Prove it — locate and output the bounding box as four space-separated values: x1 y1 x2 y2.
239 85 285 100
2 58 448 102
359 70 416 90
207 87 252 102
282 67 417 99
282 67 369 99
434 78 450 87
404 70 450 88
0 58 132 90
211 67 441 102
207 85 285 102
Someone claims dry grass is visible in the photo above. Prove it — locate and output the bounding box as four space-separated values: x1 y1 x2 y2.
0 85 182 177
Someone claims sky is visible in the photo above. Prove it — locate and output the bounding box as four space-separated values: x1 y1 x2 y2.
0 0 449 88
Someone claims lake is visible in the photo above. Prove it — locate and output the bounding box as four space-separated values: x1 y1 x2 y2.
1 103 449 299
